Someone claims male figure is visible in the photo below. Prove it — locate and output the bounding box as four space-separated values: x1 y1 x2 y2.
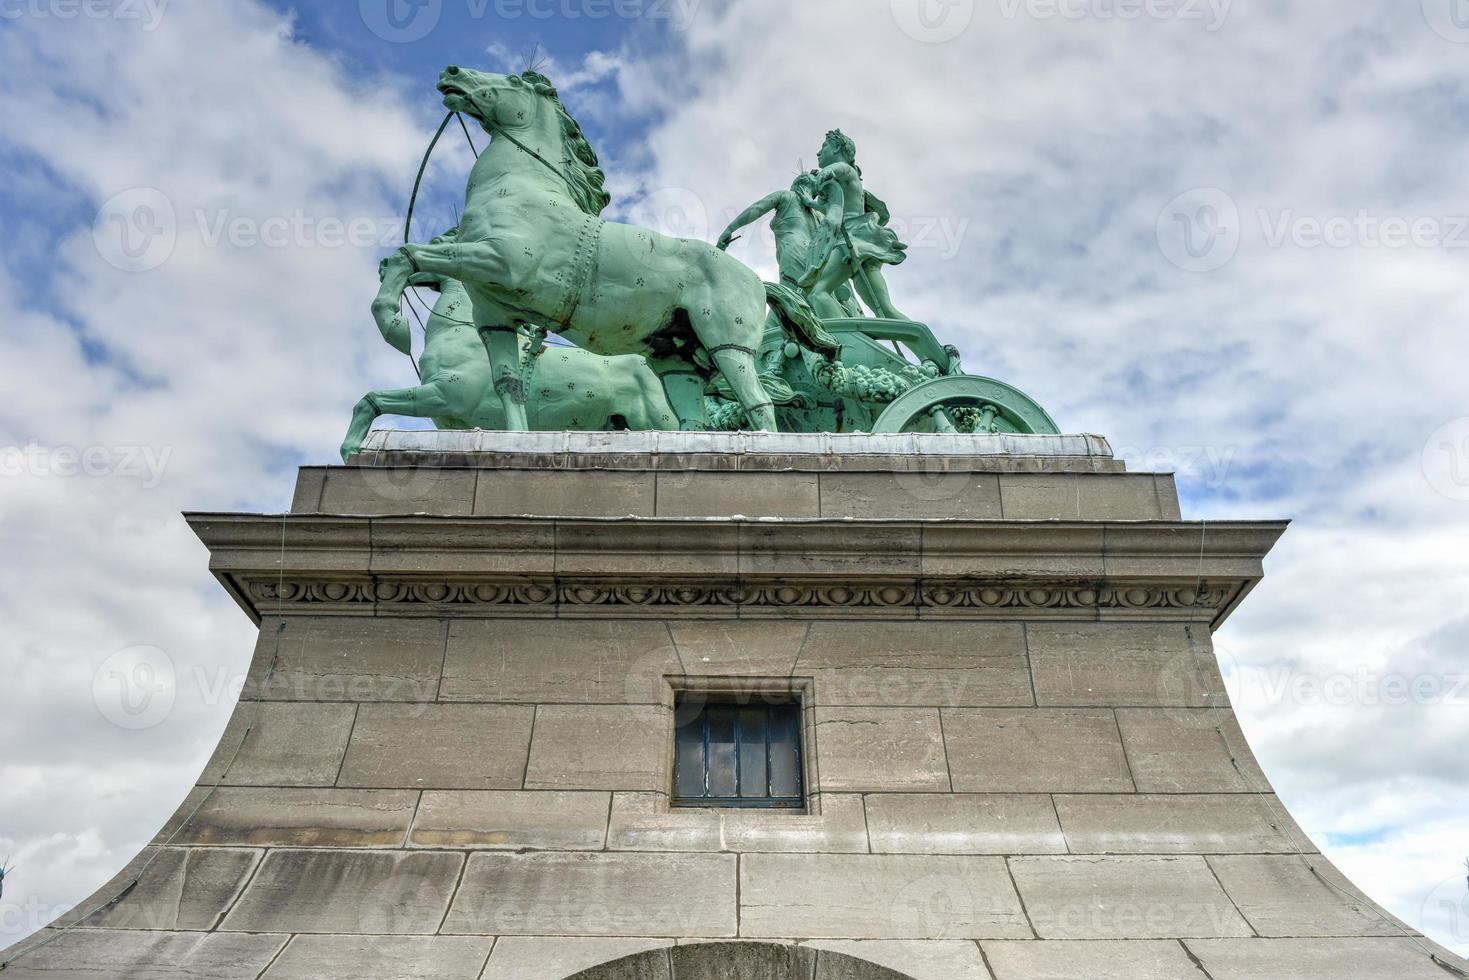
800 129 910 321
717 171 860 320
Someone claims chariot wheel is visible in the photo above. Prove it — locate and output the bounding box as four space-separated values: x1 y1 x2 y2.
870 375 1060 435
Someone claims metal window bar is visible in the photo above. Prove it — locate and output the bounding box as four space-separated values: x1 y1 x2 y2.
674 700 803 808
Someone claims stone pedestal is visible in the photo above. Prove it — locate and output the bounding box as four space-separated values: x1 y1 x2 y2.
5 432 1465 980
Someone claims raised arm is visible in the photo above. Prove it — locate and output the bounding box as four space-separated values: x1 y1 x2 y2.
717 192 786 250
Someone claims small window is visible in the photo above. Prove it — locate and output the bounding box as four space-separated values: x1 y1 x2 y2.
673 696 804 809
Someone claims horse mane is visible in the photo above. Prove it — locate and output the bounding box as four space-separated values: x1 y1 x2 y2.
521 71 611 217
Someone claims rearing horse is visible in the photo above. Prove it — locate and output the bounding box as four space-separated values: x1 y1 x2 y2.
378 67 816 431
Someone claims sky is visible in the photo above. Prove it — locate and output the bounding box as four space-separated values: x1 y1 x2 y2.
1 0 1467 958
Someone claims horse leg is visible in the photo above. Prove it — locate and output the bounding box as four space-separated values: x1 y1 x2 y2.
708 347 776 432
478 327 529 431
648 358 710 431
631 365 680 431
339 380 475 462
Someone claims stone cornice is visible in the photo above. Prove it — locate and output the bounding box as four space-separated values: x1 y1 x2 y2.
187 514 1287 628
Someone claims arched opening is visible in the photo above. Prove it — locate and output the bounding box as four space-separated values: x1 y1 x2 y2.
566 941 917 979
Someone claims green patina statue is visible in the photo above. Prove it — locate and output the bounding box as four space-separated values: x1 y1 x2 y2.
342 66 1060 459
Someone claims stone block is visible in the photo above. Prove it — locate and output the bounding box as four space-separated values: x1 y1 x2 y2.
997 473 1083 519
864 794 1066 854
525 705 671 791
77 847 260 931
1010 855 1252 939
1055 795 1305 854
221 849 463 934
164 787 417 847
1115 709 1270 793
290 466 327 512
475 469 656 517
996 473 1166 520
814 707 950 792
553 522 741 577
202 702 357 787
741 524 924 580
1206 855 1404 938
369 519 556 575
982 938 1207 979
740 854 1030 939
606 792 868 853
942 708 1133 793
1185 937 1464 979
1028 623 1224 707
0 930 288 980
410 790 610 849
262 935 495 979
243 617 445 702
670 621 809 677
337 703 535 790
918 525 1107 579
442 852 737 937
481 938 674 980
818 471 1003 520
655 470 820 518
319 466 476 515
440 620 679 704
797 622 1031 707
806 940 993 980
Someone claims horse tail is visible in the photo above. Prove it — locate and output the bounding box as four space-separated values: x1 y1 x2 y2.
764 281 841 360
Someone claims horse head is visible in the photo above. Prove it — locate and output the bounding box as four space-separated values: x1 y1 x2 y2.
438 65 545 136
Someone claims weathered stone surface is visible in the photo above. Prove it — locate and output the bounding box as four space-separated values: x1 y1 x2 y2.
1185 937 1466 979
1010 855 1252 939
819 471 1003 520
525 705 671 791
553 522 741 578
262 935 495 978
202 702 357 787
243 617 445 702
740 854 1030 939
1054 794 1305 854
982 938 1207 979
942 708 1132 793
996 473 1169 520
291 466 327 512
606 792 868 853
1028 624 1223 707
443 852 737 936
77 847 260 931
0 930 288 980
741 524 924 580
1115 709 1270 793
411 790 610 849
864 793 1066 855
475 469 656 517
670 621 809 677
814 707 950 792
655 470 821 518
221 849 463 934
806 939 993 979
481 937 675 980
796 622 1031 707
320 466 477 515
337 703 535 790
162 787 418 847
440 619 679 704
1206 855 1404 937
